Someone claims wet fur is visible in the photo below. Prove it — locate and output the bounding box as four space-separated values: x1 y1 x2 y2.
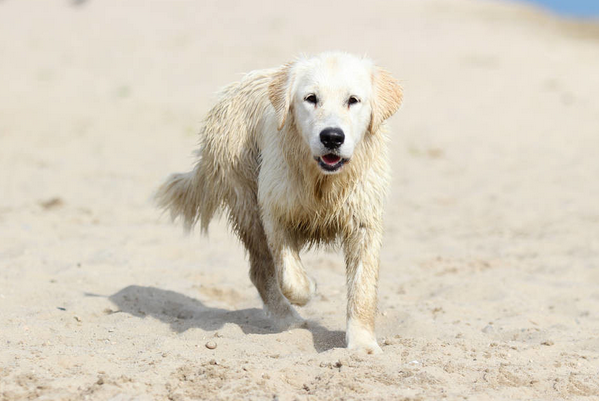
156 52 402 353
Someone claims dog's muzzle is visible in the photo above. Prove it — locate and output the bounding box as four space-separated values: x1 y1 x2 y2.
315 128 348 173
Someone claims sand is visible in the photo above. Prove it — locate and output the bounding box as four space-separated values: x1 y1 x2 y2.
1 0 598 399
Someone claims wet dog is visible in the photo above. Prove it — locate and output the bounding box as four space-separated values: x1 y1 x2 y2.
156 52 402 353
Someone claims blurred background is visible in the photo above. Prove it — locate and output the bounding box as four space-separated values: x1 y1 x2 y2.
1 0 598 207
523 0 599 17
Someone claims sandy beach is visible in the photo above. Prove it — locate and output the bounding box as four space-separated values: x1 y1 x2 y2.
1 0 598 399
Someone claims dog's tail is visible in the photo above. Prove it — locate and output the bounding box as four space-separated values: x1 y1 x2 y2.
155 164 219 233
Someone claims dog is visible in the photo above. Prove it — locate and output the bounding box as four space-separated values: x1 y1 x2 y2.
156 52 402 354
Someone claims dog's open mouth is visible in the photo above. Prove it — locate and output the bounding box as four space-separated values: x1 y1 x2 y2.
315 154 348 172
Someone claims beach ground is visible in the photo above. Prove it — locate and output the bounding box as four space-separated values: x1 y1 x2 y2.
1 0 598 399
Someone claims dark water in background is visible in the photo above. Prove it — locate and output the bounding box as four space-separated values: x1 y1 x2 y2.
519 0 599 17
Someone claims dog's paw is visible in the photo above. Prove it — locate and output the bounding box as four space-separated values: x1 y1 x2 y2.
278 314 308 330
281 274 317 307
346 322 382 354
264 304 307 330
347 339 383 355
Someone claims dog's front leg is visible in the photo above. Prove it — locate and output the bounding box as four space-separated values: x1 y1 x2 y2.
260 216 308 329
263 227 316 307
343 224 383 354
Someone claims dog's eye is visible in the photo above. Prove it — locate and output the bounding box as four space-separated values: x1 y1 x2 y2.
304 94 318 105
348 96 360 106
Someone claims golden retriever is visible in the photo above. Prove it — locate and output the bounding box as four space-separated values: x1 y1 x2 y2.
156 51 402 353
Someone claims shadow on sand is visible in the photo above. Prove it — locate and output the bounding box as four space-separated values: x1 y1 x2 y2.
106 285 344 353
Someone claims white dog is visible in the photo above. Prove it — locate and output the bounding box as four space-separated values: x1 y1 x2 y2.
156 52 402 354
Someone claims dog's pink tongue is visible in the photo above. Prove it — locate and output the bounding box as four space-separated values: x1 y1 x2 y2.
321 154 341 165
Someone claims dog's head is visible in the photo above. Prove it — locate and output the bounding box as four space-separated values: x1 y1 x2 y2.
268 52 402 174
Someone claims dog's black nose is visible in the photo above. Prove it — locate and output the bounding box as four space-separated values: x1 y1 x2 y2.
320 127 345 149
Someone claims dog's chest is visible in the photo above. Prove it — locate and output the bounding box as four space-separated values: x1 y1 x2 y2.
279 204 347 244
267 178 355 243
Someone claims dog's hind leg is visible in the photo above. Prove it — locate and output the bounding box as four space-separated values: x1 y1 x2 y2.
231 208 305 329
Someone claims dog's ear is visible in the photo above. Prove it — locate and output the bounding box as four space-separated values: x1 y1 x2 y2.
268 62 295 131
369 67 403 134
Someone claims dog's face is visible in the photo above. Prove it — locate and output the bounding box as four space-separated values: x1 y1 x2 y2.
269 52 402 174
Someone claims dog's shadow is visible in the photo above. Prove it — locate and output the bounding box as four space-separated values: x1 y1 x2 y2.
107 285 344 353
